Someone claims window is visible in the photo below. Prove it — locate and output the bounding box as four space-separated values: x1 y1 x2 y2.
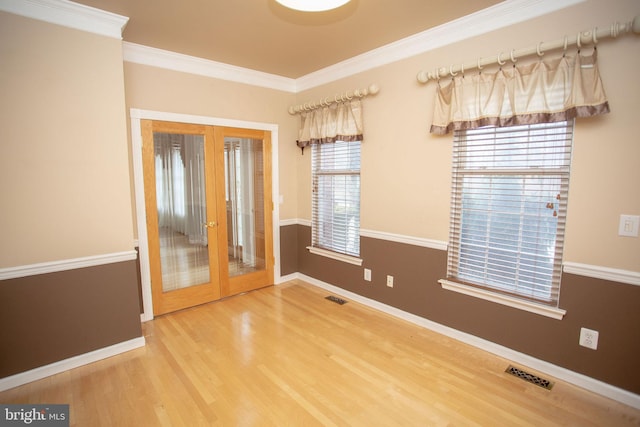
311 140 361 260
446 121 574 306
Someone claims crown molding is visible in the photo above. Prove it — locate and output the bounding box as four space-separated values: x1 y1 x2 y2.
0 0 128 39
123 0 583 92
123 42 298 93
3 0 584 91
296 0 585 90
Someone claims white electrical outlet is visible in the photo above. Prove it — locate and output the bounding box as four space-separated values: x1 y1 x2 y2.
579 327 599 350
364 268 371 282
386 275 394 288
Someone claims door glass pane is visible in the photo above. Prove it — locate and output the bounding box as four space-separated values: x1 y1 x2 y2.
154 133 210 291
224 137 266 277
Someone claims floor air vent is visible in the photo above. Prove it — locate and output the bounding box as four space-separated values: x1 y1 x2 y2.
505 365 554 390
325 295 347 305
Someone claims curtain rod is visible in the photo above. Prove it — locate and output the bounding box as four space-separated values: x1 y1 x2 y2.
417 15 640 83
288 84 379 115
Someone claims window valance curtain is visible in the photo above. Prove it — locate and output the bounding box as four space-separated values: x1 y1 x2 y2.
296 100 363 150
430 50 610 135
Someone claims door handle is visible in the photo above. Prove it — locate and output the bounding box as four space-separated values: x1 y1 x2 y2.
203 221 217 228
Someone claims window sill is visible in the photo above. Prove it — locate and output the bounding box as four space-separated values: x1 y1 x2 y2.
307 246 363 266
438 279 566 320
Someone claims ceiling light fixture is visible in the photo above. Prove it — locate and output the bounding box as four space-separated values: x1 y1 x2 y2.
275 0 351 12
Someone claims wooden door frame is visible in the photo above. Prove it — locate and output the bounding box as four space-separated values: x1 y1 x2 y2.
130 109 281 322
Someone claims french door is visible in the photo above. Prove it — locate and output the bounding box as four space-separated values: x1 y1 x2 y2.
142 120 273 315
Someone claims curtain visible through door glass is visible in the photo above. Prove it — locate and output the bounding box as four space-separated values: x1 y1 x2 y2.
224 137 265 277
154 133 210 291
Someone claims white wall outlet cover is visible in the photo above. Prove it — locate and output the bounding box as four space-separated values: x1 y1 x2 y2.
579 327 599 350
618 214 639 237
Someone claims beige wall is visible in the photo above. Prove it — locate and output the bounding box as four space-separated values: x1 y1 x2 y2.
122 62 300 234
294 0 640 271
0 12 134 267
3 0 636 272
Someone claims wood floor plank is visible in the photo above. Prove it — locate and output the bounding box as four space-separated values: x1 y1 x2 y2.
1 279 639 426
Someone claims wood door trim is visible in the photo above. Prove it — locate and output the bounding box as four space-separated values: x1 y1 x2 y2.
215 127 275 298
142 120 221 315
141 119 164 314
148 120 207 134
212 126 231 297
203 125 222 303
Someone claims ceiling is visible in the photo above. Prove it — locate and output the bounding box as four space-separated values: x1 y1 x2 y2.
72 0 503 79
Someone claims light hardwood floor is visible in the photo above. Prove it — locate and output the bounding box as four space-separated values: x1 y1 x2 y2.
159 227 259 291
1 280 639 426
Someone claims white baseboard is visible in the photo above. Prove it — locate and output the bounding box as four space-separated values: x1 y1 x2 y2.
277 272 299 284
140 312 154 323
294 273 640 410
0 337 145 392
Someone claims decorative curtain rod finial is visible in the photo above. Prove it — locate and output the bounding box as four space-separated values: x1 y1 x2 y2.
416 70 429 83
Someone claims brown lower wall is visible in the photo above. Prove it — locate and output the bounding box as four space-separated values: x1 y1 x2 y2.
280 224 299 277
0 260 143 378
281 224 640 395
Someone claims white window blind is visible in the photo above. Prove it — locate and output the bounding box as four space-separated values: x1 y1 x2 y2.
447 121 574 305
311 141 361 257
